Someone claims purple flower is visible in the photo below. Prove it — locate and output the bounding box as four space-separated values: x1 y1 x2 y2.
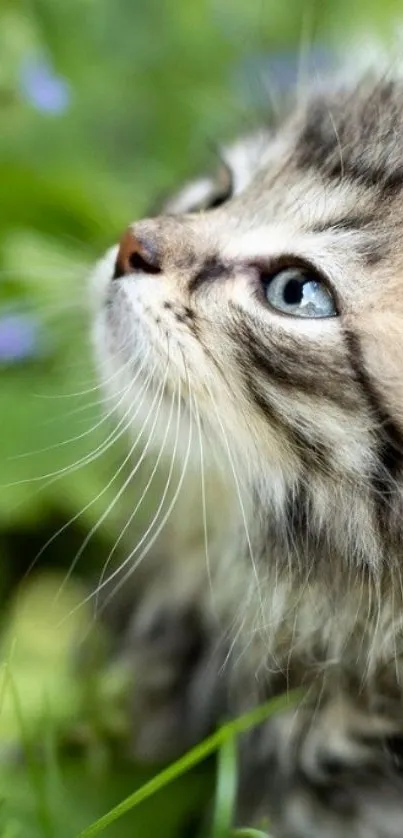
0 313 40 363
19 56 71 114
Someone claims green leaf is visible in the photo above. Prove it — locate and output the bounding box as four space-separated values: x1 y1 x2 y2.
211 737 238 838
78 691 302 837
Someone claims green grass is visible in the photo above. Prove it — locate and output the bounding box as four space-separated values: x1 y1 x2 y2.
0 574 303 838
79 693 301 838
2 669 299 837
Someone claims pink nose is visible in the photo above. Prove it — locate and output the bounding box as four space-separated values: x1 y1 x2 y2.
113 227 161 279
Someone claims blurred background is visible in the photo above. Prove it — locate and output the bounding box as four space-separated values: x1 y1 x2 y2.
0 1 399 835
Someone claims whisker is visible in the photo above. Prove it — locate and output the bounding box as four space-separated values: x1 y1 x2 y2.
71 366 190 620
10 348 145 460
23 357 158 579
32 356 128 400
53 354 171 602
180 350 214 600
30 328 136 401
95 377 192 615
194 394 212 594
17 367 158 587
95 360 176 614
3 349 153 489
40 383 134 428
203 379 265 622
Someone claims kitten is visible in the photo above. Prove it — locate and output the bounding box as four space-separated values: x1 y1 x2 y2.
91 66 403 836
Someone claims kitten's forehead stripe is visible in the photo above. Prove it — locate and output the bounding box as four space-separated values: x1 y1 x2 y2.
245 375 314 455
234 313 357 411
294 79 403 194
188 256 230 294
344 329 403 536
246 375 333 479
310 215 388 267
344 329 403 479
310 215 376 234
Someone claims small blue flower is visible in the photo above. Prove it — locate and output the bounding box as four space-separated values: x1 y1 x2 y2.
0 313 41 363
19 56 71 115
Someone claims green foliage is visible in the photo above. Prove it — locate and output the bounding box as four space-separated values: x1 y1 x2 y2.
0 0 399 836
211 738 238 838
78 692 301 837
0 573 298 838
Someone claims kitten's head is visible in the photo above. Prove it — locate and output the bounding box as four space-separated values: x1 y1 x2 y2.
92 75 403 580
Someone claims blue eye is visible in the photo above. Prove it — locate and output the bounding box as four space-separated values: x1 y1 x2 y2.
262 267 337 318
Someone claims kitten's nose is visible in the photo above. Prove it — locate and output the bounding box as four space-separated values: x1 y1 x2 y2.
113 227 162 279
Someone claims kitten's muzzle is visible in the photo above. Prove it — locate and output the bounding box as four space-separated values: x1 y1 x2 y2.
113 226 162 280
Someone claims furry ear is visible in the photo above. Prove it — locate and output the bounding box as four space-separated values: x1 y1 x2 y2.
157 154 233 215
149 129 271 216
159 173 225 215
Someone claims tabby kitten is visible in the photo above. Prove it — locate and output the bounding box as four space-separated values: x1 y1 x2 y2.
92 66 403 836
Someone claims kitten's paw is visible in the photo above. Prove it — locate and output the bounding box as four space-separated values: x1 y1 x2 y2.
121 592 228 763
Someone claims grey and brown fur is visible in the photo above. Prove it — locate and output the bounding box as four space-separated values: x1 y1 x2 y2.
91 64 403 836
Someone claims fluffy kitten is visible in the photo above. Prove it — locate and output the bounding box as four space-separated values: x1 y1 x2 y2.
91 66 403 836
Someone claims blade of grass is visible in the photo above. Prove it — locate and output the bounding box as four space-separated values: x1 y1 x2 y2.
7 669 55 838
211 736 237 838
41 695 65 836
78 689 302 838
231 830 269 837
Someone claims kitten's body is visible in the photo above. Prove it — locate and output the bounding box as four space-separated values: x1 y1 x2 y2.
92 66 403 836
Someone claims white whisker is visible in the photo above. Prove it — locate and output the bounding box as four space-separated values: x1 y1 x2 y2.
32 346 130 400
53 352 172 602
69 370 191 620
96 378 192 614
20 357 158 581
181 350 213 600
203 379 265 621
94 363 176 613
10 349 145 460
4 349 153 489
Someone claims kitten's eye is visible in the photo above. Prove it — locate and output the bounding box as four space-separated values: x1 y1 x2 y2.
262 267 337 318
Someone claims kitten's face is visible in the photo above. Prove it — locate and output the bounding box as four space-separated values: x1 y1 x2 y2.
93 77 403 570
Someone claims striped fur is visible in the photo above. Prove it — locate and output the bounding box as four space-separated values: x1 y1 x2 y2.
92 71 403 836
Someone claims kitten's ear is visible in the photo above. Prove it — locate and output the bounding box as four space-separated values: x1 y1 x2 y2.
151 162 232 217
149 129 270 216
161 173 228 215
